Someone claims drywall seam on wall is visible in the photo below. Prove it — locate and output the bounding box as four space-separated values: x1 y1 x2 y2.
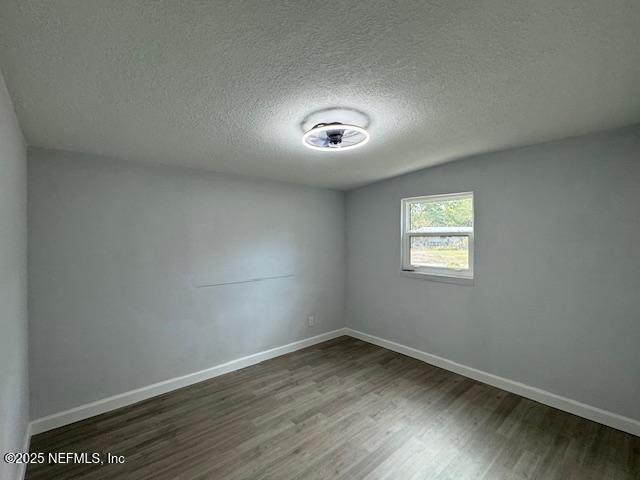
28 150 347 420
346 329 640 437
30 328 348 435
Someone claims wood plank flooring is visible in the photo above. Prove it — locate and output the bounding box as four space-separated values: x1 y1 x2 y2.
27 336 640 479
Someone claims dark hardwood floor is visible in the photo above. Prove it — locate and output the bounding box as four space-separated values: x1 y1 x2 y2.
27 336 639 479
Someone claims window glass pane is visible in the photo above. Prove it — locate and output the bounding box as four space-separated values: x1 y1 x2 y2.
409 196 473 231
410 236 469 270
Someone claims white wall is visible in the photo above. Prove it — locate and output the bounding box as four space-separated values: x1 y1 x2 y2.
28 149 346 419
0 69 28 480
346 126 640 422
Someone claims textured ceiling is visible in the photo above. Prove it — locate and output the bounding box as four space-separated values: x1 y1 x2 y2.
1 1 639 189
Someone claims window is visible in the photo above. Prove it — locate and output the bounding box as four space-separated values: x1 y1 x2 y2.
401 192 474 279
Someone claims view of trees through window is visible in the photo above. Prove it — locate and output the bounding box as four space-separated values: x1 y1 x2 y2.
409 197 473 230
408 196 473 271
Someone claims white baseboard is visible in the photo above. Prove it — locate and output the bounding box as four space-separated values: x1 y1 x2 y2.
345 328 640 437
29 328 348 435
28 327 640 439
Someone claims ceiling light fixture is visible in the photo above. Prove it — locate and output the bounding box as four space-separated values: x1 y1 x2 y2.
302 122 369 152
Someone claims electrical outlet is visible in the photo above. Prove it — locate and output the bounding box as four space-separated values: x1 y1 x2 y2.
307 315 315 327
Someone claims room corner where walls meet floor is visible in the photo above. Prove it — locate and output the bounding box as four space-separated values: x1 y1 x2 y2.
27 328 640 439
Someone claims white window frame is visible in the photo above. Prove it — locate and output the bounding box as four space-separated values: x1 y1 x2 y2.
401 192 474 280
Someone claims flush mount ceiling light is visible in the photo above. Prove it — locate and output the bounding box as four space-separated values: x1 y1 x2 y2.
302 122 369 152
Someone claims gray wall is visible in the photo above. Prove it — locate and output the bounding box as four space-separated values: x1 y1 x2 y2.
0 70 28 480
24 124 640 426
28 149 346 419
346 126 640 421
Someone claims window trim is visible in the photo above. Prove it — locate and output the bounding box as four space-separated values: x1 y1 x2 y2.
401 192 474 280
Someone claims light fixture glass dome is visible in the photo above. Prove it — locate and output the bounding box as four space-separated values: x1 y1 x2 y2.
302 123 369 152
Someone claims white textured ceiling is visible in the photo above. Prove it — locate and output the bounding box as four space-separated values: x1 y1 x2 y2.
1 1 639 189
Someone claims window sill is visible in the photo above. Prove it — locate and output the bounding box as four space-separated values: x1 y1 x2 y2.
400 270 474 286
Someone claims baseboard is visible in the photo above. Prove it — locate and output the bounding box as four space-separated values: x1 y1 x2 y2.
30 328 348 435
345 328 640 437
17 423 31 480
28 326 640 438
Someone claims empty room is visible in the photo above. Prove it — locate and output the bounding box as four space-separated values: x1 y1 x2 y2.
1 1 639 479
